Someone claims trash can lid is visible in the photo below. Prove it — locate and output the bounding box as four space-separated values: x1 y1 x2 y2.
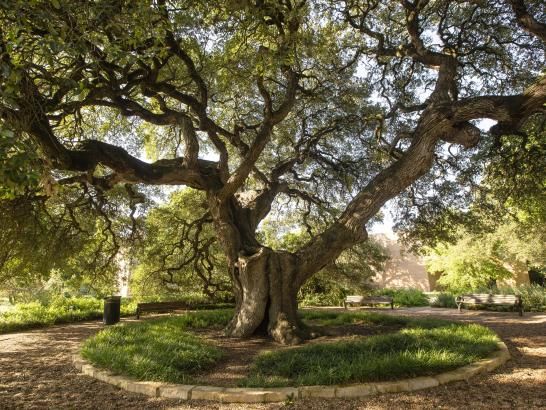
104 296 122 301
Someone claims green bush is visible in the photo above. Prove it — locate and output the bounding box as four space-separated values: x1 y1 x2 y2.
498 284 546 312
374 288 429 307
429 292 458 308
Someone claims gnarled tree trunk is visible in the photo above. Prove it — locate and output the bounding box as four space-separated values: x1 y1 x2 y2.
207 194 305 344
225 247 302 345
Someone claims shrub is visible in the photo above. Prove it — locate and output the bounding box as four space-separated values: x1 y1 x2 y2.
429 292 458 308
498 284 546 312
374 288 429 307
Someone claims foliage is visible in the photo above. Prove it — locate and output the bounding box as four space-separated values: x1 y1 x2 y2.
0 185 146 302
260 220 388 306
397 113 546 251
81 314 227 383
0 296 107 333
498 285 546 312
0 0 544 339
425 220 545 293
428 292 458 309
0 126 41 199
373 288 429 307
243 318 498 387
131 189 231 301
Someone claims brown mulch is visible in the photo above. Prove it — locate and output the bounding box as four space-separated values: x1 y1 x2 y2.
0 307 545 409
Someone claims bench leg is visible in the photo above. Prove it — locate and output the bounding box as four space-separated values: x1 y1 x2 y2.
457 303 462 313
390 302 394 310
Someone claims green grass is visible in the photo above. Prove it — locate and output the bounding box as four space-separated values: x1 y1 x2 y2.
243 315 499 387
0 296 233 334
299 309 451 329
82 312 230 383
0 297 143 333
81 309 499 387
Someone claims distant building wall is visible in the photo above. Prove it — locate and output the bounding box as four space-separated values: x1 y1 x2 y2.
369 233 532 291
370 233 431 291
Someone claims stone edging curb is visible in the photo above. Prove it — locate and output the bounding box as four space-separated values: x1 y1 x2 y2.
72 341 510 403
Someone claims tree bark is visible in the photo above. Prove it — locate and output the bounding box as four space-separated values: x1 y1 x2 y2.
225 247 302 345
207 194 303 344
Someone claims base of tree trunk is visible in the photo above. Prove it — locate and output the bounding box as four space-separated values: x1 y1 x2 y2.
224 247 303 344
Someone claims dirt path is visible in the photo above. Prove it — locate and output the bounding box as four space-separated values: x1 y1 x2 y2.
0 308 544 409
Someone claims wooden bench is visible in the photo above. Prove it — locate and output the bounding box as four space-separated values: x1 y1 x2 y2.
456 294 523 316
136 301 189 319
344 295 394 309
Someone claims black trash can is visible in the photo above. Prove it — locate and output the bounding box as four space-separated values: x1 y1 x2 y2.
103 296 121 325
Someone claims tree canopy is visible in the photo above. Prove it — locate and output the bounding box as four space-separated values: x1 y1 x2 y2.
0 0 544 343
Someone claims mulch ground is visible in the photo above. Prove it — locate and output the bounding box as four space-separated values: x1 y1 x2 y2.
0 307 544 409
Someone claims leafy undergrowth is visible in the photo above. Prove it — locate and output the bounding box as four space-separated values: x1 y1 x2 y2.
299 310 448 328
0 297 107 333
0 296 233 334
81 310 233 383
243 315 499 387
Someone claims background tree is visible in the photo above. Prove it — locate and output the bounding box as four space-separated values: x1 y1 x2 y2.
0 0 544 343
132 188 232 301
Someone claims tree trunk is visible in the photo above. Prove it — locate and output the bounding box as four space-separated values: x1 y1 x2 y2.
224 247 303 345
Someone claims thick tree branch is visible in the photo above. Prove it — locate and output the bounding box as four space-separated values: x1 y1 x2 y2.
217 70 298 200
507 0 546 42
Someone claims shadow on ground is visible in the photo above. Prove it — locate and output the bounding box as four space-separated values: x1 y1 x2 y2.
0 308 544 409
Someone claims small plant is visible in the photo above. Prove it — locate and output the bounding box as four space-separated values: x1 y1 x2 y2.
429 292 458 308
374 288 429 307
498 284 546 312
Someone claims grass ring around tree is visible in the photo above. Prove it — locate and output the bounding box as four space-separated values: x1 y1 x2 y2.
81 309 501 388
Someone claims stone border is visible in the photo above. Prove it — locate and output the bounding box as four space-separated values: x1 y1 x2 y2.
73 341 509 403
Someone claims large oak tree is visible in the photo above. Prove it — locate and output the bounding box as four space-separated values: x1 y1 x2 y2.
0 0 544 343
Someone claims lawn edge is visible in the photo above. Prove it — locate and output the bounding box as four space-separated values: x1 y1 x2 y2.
72 341 510 403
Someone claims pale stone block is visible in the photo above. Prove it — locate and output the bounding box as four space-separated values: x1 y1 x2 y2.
299 385 336 398
219 388 266 403
263 387 298 402
374 380 410 393
479 356 502 372
72 355 85 371
81 364 95 377
458 363 485 378
93 369 114 383
407 376 439 391
159 384 194 400
435 368 471 384
336 384 377 398
125 381 162 397
191 386 225 401
105 375 129 389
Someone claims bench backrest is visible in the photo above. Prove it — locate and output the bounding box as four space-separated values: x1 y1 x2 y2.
346 295 365 303
137 301 189 311
345 295 393 303
459 294 521 304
